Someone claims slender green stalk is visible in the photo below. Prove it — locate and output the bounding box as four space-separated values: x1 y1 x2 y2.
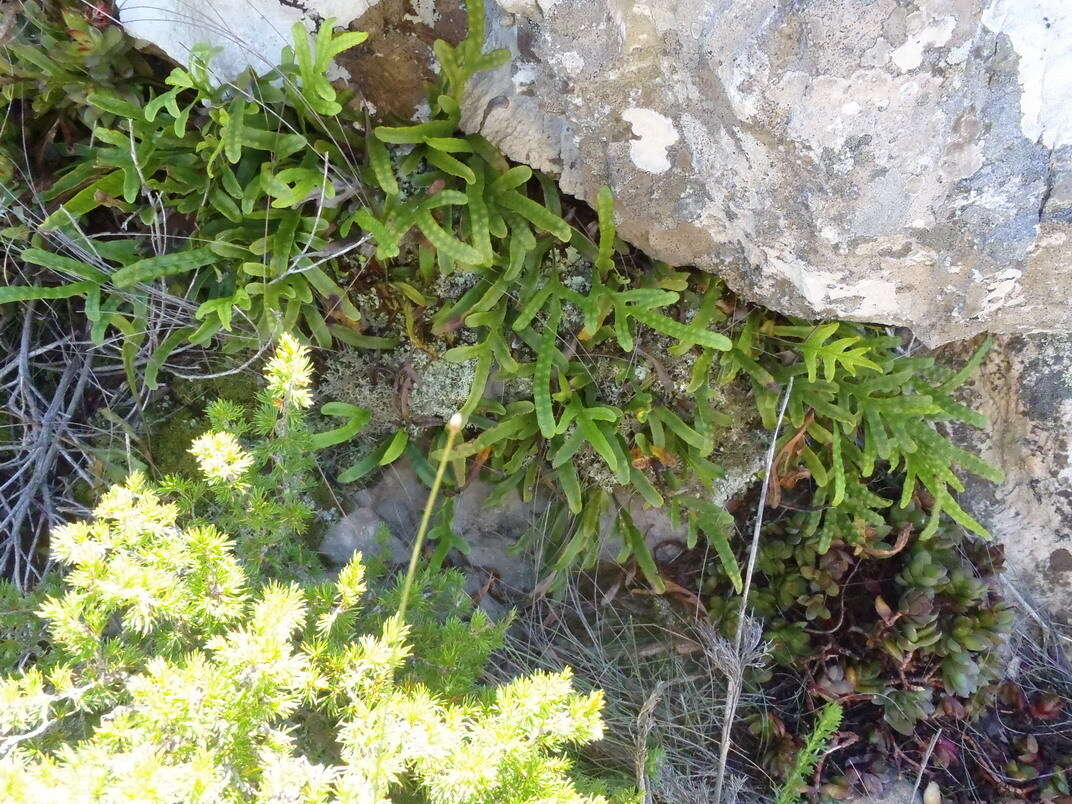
397 412 463 621
370 413 463 798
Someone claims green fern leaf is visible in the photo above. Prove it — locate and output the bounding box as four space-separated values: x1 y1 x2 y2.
379 429 409 465
418 190 469 210
423 136 475 153
556 463 583 514
612 301 633 351
469 48 512 73
490 165 532 195
366 131 399 196
496 190 571 241
830 420 846 506
629 468 664 508
426 148 477 184
537 172 562 216
595 185 615 271
20 249 108 283
650 407 711 455
319 27 368 62
937 337 993 393
41 171 125 230
629 307 731 350
512 284 555 332
349 208 400 259
0 281 98 304
374 120 456 144
240 128 307 159
222 97 245 164
112 248 218 287
678 496 741 592
310 403 371 450
619 509 666 593
415 208 484 265
143 87 182 122
568 400 621 473
467 134 510 173
459 348 494 421
534 299 562 438
85 91 141 118
931 484 988 538
551 427 585 469
468 169 494 266
615 290 678 311
292 22 339 114
450 411 538 460
143 327 196 390
786 323 883 382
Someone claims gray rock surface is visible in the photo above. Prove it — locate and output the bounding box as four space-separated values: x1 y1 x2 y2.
467 0 1072 346
319 505 410 566
847 781 922 804
318 460 550 592
118 0 1072 344
318 441 768 593
450 478 542 590
116 0 375 82
950 334 1072 620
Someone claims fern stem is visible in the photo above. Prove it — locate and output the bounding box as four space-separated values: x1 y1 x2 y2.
397 412 463 621
910 728 942 801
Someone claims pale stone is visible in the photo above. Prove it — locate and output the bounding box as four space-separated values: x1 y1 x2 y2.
117 0 379 83
948 334 1072 620
462 0 1072 345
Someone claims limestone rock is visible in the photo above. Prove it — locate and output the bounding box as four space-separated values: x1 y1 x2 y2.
318 460 548 591
848 781 921 804
116 0 370 83
450 478 541 591
464 0 1072 346
319 505 409 566
949 334 1072 620
332 0 467 121
116 0 463 115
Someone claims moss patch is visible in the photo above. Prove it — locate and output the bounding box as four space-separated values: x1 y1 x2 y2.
144 405 204 479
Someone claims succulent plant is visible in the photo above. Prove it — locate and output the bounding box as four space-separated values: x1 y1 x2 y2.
708 493 1015 790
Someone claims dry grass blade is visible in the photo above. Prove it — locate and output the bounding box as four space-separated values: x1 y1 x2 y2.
713 375 793 803
489 580 771 802
0 303 125 588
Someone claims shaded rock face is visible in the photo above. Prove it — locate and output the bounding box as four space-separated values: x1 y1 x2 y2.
118 0 1071 344
315 373 767 587
949 334 1072 619
317 460 548 594
467 0 1072 346
332 0 467 121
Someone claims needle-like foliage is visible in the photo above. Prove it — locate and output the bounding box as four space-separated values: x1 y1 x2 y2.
0 335 614 802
